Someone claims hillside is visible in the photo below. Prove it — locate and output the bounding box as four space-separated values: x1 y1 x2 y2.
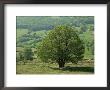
16 16 94 59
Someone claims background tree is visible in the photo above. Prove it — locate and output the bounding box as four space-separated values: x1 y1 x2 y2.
37 25 85 69
24 47 33 61
16 52 22 63
16 52 26 65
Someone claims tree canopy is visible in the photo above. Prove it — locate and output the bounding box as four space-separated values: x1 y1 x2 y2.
37 25 85 68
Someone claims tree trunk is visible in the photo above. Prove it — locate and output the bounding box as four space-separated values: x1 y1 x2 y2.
58 60 65 69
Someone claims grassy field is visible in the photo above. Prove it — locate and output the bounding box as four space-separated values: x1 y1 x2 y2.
16 60 94 74
17 29 29 38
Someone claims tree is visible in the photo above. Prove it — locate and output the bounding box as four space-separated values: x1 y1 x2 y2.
16 52 22 63
16 48 33 65
16 52 25 65
37 25 85 69
24 47 33 61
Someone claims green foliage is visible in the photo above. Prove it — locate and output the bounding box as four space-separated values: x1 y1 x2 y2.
17 30 47 48
16 16 94 31
16 52 26 64
16 17 94 59
24 47 33 61
16 47 34 65
16 29 29 39
37 25 85 68
79 25 94 59
16 52 21 62
16 16 94 65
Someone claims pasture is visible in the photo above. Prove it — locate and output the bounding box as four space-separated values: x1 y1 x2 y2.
16 60 94 74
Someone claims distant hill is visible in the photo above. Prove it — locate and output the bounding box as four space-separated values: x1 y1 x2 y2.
16 16 94 31
16 16 94 59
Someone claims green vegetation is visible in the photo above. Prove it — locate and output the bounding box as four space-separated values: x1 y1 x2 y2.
17 47 33 65
16 61 94 74
16 16 94 74
37 26 85 68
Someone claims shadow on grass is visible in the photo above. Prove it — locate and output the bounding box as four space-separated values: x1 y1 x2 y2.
49 66 94 73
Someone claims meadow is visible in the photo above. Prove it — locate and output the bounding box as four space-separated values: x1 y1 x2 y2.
16 60 94 74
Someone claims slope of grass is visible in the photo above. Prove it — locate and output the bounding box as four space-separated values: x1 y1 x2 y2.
16 61 94 74
17 29 29 38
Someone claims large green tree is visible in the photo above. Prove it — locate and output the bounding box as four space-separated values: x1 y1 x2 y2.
37 25 85 68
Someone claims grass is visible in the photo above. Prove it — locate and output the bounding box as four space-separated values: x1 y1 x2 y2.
17 29 29 38
16 61 94 74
